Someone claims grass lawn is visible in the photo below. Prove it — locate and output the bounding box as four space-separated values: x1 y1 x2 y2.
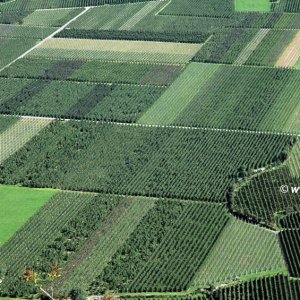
235 0 271 12
0 185 57 246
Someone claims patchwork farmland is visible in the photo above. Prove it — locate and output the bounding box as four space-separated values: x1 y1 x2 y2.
0 0 299 300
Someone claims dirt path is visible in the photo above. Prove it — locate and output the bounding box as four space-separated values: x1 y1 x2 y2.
0 7 91 73
276 30 300 67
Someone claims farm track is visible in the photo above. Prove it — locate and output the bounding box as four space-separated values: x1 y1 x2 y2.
1 113 299 137
0 7 91 73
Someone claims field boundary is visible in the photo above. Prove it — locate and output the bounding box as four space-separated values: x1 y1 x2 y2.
0 7 91 73
1 114 299 137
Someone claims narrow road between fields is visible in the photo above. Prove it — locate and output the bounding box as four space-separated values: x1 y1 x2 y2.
1 113 299 137
0 7 91 73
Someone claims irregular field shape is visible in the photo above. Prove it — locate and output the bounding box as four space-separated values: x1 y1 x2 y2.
0 191 96 273
22 8 84 27
235 0 271 12
138 63 220 125
0 117 52 164
288 141 300 177
0 185 57 246
56 197 156 293
192 217 286 287
233 166 300 225
0 121 292 201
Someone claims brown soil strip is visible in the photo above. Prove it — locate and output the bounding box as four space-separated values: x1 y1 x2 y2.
276 30 300 67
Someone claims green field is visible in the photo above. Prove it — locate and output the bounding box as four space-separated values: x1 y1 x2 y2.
29 38 203 64
235 0 271 12
139 63 300 133
246 30 297 66
22 8 84 27
0 0 300 298
138 63 220 125
0 121 293 201
0 185 57 246
192 218 286 286
0 115 19 134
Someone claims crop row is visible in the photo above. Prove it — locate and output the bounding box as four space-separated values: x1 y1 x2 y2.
192 218 285 286
279 230 300 277
211 274 300 300
0 117 51 164
140 63 300 134
55 197 156 295
1 57 183 86
0 78 164 122
0 121 293 201
90 201 228 293
233 162 300 226
0 192 96 275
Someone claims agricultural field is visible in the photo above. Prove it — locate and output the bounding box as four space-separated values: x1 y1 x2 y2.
245 29 297 66
0 185 57 246
192 218 286 286
0 120 293 201
232 140 300 226
21 8 84 27
29 38 203 64
0 117 52 164
0 0 300 299
139 63 300 134
235 0 271 12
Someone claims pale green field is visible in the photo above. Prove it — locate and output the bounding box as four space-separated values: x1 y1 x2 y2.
191 217 286 287
235 0 271 12
22 8 84 27
30 38 202 63
137 63 220 125
0 185 57 246
0 118 52 164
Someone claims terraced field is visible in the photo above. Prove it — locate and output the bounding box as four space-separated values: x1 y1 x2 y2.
0 0 299 299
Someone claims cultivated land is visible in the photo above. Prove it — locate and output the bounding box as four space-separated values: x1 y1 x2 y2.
33 38 203 63
0 0 300 299
0 185 56 246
